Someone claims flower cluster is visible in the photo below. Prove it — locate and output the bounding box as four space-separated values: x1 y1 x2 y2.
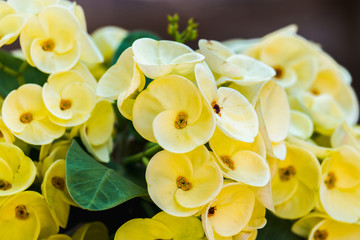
1 0 359 239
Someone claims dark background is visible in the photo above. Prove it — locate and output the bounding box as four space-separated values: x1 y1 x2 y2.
76 0 360 92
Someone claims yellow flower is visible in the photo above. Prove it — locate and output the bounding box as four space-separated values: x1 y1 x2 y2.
43 63 97 127
96 47 145 120
2 84 65 145
245 33 318 90
202 183 255 239
0 191 58 240
72 221 108 240
198 39 275 86
114 211 204 240
195 62 259 142
0 142 36 197
41 159 77 228
19 5 101 73
146 146 223 216
133 75 215 153
132 38 204 79
0 1 25 47
319 145 360 223
79 99 114 163
209 128 270 187
271 143 321 219
296 68 359 135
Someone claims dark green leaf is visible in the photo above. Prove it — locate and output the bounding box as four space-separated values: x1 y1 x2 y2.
66 139 148 211
0 50 48 98
111 30 161 65
257 211 305 240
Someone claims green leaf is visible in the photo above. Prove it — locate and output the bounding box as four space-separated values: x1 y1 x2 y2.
111 30 160 65
257 211 305 240
0 50 48 98
66 139 148 211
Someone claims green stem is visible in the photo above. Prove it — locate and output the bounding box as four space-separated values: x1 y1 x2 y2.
123 143 162 166
0 61 18 76
0 60 28 86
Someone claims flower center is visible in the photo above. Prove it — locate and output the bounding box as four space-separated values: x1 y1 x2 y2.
0 130 4 138
311 88 321 96
273 66 284 79
52 176 65 190
176 176 192 191
0 179 11 190
41 39 55 52
220 155 235 170
211 101 221 116
15 205 29 220
60 99 72 111
208 205 217 217
174 112 188 129
324 172 336 190
20 112 33 124
314 229 328 240
278 165 296 182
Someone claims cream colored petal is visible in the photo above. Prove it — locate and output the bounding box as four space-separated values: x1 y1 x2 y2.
8 0 58 16
259 35 312 66
324 145 360 189
288 54 318 91
19 15 47 66
215 87 258 142
286 136 333 159
133 38 202 79
246 200 267 230
271 141 287 160
228 82 266 107
226 54 275 84
289 110 313 139
198 39 240 77
274 182 316 219
85 100 114 146
97 47 140 100
258 80 290 143
91 26 128 63
79 32 104 64
30 38 81 73
0 14 25 47
272 67 297 89
195 61 218 104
